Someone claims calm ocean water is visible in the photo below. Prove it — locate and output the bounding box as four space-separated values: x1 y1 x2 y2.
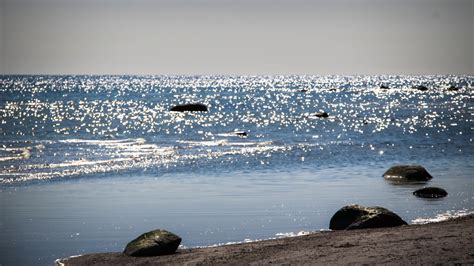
0 75 473 265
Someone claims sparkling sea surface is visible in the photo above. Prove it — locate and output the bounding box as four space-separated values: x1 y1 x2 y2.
0 75 473 265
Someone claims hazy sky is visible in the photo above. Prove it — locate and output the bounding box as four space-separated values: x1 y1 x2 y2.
0 0 473 75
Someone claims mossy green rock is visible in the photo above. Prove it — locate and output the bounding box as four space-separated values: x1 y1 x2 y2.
329 205 407 230
383 165 433 182
123 229 181 257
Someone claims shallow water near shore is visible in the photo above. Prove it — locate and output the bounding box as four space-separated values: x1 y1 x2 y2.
0 75 473 265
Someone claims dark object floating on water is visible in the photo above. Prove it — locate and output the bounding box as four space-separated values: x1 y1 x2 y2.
413 187 448 198
383 165 433 182
314 111 329 118
412 85 429 91
380 85 390 90
234 131 248 137
123 229 182 257
329 204 407 230
447 85 459 91
299 89 308 92
170 103 208 112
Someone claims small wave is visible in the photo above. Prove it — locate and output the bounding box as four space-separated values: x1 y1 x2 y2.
0 155 25 162
274 231 311 237
48 158 131 168
194 230 317 249
217 131 248 137
0 156 177 184
195 238 269 249
179 142 286 161
411 209 472 224
0 144 44 152
178 140 230 146
178 140 272 147
0 147 33 161
55 255 82 266
59 138 146 146
0 138 176 184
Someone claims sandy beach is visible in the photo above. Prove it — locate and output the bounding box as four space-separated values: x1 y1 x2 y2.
59 214 474 265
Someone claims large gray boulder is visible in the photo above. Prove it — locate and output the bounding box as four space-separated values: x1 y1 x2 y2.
383 165 433 182
329 205 407 230
170 103 208 112
413 187 448 198
123 229 182 257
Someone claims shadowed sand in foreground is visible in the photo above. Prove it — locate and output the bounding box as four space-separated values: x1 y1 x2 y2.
60 214 473 265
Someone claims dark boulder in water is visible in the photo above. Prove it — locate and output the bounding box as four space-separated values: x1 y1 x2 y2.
170 103 208 112
329 205 407 230
413 187 448 198
383 165 433 182
447 85 459 91
123 229 181 257
314 111 329 118
234 131 248 137
412 85 429 91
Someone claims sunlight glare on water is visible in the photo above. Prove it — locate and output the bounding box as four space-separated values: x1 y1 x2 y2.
0 75 473 265
0 75 471 184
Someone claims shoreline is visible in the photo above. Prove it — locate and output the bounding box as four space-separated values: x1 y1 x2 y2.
59 214 474 265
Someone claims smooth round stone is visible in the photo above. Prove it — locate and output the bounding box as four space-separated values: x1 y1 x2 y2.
383 165 433 182
123 229 182 257
330 204 407 230
413 187 448 198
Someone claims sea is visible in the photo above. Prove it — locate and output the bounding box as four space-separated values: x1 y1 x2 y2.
0 75 472 265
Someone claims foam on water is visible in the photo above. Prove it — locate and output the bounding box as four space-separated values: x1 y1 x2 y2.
274 230 311 237
0 137 177 184
187 229 325 250
411 209 473 224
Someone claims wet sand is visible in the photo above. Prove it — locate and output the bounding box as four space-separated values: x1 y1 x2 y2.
59 214 474 265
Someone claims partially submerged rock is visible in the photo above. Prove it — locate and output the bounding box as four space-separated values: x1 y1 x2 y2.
170 103 208 112
123 229 182 257
447 85 459 91
314 111 329 118
412 85 429 91
234 131 248 137
383 165 433 182
329 205 407 230
413 187 448 198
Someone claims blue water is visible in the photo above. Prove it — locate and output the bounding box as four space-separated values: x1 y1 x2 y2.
0 75 473 265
